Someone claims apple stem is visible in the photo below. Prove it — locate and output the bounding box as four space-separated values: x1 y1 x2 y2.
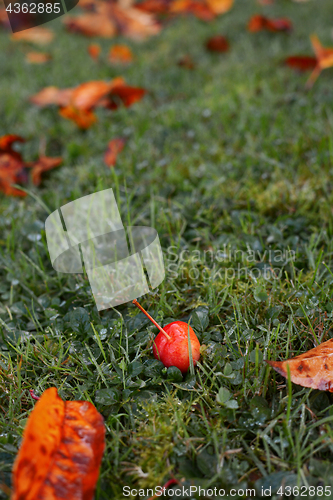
132 299 171 340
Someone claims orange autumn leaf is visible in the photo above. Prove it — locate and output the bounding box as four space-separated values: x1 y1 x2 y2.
11 26 54 44
0 135 26 197
26 52 52 64
136 0 172 14
109 45 134 64
104 137 126 167
30 78 146 128
102 82 146 109
267 338 333 392
11 387 105 500
64 12 117 38
64 0 161 40
169 0 215 21
284 55 317 72
70 80 116 110
28 156 63 186
205 34 229 52
30 86 74 107
59 106 97 129
88 43 101 60
306 35 333 88
248 14 292 33
0 135 62 196
205 0 233 15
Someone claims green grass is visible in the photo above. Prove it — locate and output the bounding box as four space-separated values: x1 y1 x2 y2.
1 0 333 498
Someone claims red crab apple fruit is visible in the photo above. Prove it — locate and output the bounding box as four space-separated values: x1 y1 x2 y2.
133 300 200 373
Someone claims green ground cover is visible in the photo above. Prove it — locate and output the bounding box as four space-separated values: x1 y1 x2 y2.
1 0 333 498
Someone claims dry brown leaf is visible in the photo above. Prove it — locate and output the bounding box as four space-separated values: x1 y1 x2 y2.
109 44 133 64
267 338 333 392
26 52 52 64
104 137 126 166
11 27 54 44
11 387 105 500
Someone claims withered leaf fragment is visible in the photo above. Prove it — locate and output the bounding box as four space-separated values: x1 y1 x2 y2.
205 34 229 52
267 338 333 392
11 387 105 500
104 137 126 167
248 14 292 33
284 55 317 72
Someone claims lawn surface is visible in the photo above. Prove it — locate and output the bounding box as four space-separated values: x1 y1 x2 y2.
1 0 333 498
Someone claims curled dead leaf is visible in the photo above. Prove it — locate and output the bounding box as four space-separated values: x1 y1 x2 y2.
11 387 105 500
267 338 333 392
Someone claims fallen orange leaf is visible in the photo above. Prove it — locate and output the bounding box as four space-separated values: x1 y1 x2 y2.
27 156 63 186
88 43 101 60
64 0 161 40
205 0 233 15
30 78 146 128
102 82 146 109
306 35 333 88
104 137 126 166
0 135 26 197
30 86 74 107
70 80 116 110
109 44 134 64
11 26 54 44
169 0 215 21
205 34 229 52
26 52 52 64
284 55 317 72
11 387 105 500
248 14 292 33
64 12 117 38
136 0 172 14
267 338 333 392
0 134 62 196
59 106 97 129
